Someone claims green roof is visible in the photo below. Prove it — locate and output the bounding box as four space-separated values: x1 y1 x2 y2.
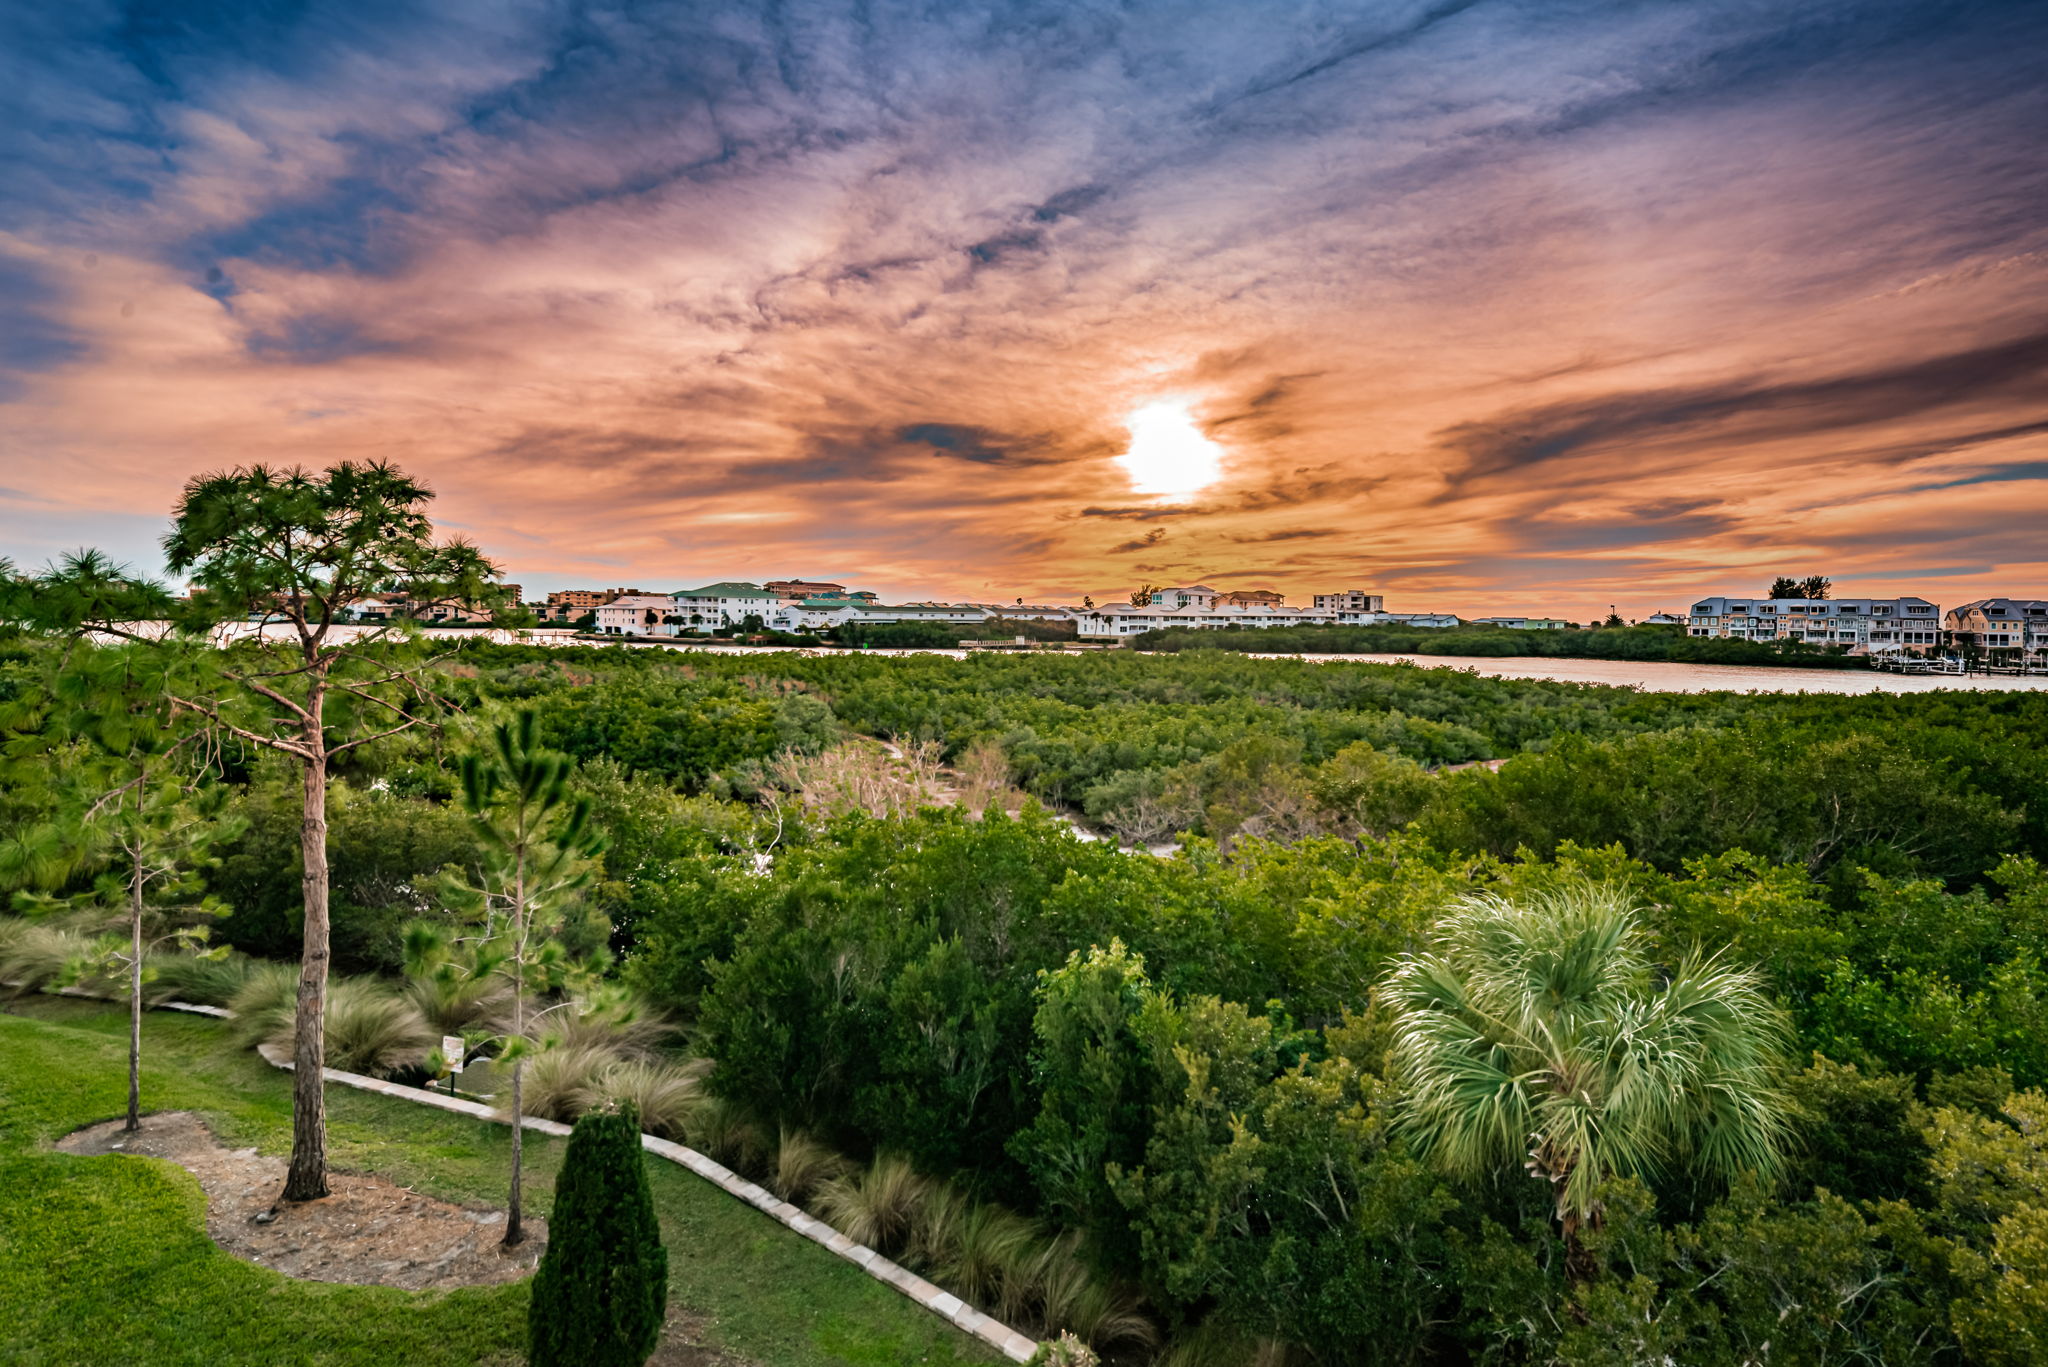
675 582 778 599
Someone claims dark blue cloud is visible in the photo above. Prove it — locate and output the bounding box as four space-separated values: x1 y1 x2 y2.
0 254 87 400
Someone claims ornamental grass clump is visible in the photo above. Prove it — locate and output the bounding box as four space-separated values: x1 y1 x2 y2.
584 1059 706 1140
771 1127 852 1204
684 1094 768 1175
312 979 435 1076
235 969 434 1078
0 921 95 995
935 1201 1040 1307
148 948 256 1007
518 1042 621 1122
226 962 299 1046
529 1104 668 1367
815 1153 928 1254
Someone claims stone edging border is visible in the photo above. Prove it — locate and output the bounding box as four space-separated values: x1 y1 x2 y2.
199 1004 1037 1363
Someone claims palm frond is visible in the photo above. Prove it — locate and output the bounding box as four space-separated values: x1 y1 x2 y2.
1382 881 1793 1222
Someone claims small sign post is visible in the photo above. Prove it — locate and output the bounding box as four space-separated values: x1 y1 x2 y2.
441 1034 465 1099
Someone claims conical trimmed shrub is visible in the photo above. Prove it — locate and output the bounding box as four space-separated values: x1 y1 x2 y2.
528 1104 669 1367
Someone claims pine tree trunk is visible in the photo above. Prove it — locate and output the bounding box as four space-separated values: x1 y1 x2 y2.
282 729 332 1202
504 843 529 1247
127 848 143 1134
506 1056 525 1245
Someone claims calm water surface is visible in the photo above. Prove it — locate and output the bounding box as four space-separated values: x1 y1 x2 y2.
1254 654 2048 694
496 634 2048 695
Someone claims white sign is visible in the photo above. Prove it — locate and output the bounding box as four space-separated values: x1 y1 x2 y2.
442 1035 465 1073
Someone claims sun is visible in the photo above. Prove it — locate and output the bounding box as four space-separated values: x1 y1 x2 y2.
1117 397 1224 498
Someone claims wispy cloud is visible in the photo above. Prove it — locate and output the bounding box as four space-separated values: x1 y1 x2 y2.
0 0 2044 614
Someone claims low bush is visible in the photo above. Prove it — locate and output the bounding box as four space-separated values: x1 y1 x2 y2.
529 1105 669 1367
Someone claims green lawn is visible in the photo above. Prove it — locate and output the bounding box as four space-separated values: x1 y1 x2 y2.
0 999 999 1367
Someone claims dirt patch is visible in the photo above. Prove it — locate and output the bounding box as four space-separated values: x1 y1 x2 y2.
650 1310 752 1367
58 1110 544 1290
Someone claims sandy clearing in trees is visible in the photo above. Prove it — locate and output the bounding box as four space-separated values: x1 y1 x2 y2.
57 1110 544 1290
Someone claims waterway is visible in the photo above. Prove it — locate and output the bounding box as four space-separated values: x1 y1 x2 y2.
1247 653 2048 694
352 628 2048 696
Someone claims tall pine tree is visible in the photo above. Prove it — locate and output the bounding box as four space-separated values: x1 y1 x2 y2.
441 709 604 1245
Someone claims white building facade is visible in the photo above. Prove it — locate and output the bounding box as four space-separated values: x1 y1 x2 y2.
1686 596 1941 653
595 593 681 636
668 582 784 632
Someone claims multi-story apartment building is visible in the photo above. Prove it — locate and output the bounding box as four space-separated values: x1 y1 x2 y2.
1073 602 1316 638
1686 596 1941 653
544 588 646 620
353 586 520 623
766 601 994 633
669 582 784 632
1313 590 1385 613
1945 599 2048 662
593 593 678 635
1219 589 1284 607
1149 585 1219 609
764 579 856 603
1073 596 1457 638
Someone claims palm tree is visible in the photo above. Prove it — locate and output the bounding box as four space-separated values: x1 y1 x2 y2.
1380 884 1792 1284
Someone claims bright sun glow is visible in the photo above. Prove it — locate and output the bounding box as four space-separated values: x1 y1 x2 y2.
1117 397 1225 498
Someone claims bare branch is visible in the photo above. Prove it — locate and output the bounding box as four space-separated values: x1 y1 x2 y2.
326 716 429 758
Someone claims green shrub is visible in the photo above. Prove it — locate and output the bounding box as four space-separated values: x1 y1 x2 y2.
529 1105 669 1367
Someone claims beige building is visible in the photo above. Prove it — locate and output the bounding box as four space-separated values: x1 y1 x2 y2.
544 588 646 620
1313 590 1385 613
764 579 850 603
1219 589 1284 607
1945 599 2048 663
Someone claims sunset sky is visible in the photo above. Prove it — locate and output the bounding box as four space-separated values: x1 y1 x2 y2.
3 1 2046 617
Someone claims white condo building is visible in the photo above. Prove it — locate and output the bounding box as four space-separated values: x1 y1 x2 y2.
1686 596 1941 653
1071 601 1458 638
669 582 784 632
593 593 680 635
